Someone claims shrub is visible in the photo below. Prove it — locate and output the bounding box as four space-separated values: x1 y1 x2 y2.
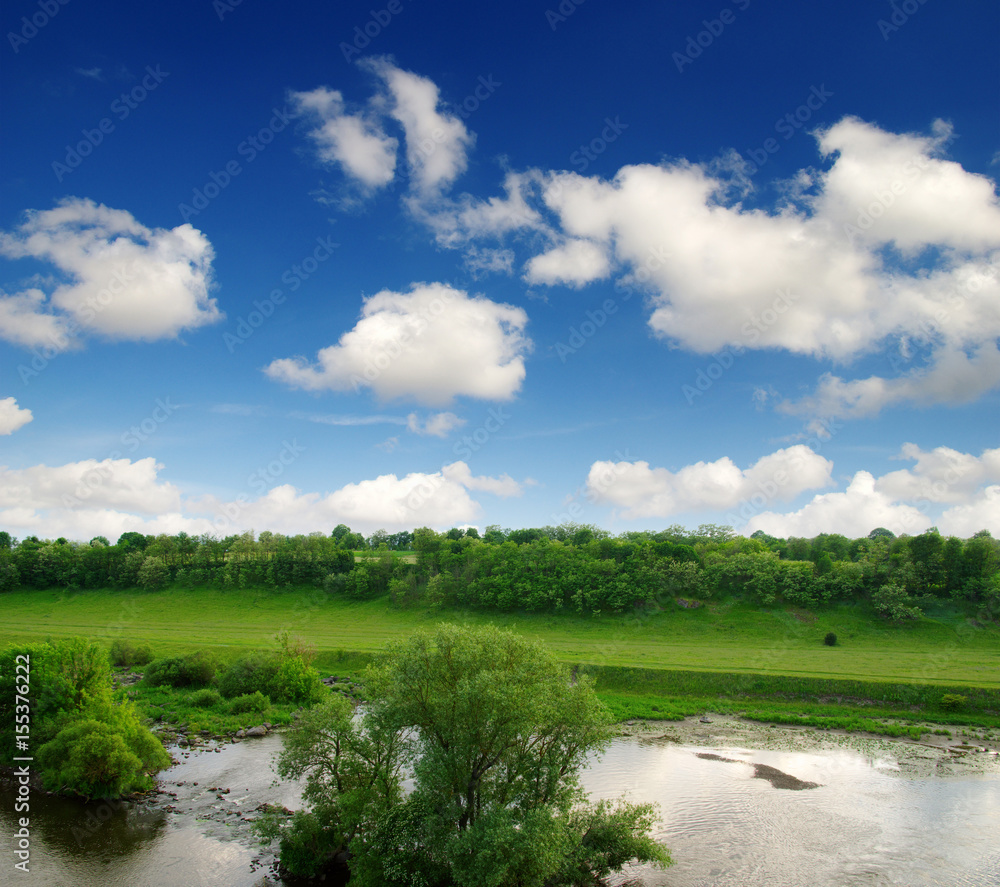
940 694 967 711
218 652 278 699
323 572 347 595
230 690 270 715
823 632 837 646
143 651 217 688
872 583 922 622
36 700 170 799
109 639 154 668
190 688 223 708
218 651 324 704
137 555 169 591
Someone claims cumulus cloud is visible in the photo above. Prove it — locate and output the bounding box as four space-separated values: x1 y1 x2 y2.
0 198 220 348
290 65 1000 419
264 282 530 406
585 445 833 519
939 487 1000 538
364 58 474 197
0 456 524 540
524 238 611 288
741 444 1000 538
0 457 182 515
292 59 474 202
290 86 397 188
532 118 1000 420
875 443 1000 504
745 471 931 538
0 398 33 435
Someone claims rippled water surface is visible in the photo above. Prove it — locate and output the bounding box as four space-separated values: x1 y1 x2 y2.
2 733 998 886
586 736 1000 887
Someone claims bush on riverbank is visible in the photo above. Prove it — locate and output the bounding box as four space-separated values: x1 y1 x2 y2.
0 637 170 799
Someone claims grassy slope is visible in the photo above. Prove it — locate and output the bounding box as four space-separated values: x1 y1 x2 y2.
2 585 998 688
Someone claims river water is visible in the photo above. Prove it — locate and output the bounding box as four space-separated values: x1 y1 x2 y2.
2 728 998 886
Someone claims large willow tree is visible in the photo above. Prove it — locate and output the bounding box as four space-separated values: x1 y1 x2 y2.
258 624 671 886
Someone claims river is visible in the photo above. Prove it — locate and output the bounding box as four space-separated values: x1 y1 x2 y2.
2 720 998 886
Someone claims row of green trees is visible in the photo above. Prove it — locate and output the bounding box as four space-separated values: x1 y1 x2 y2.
400 526 999 618
0 530 355 592
2 524 997 620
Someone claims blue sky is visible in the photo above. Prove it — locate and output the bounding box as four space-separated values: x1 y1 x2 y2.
1 0 999 542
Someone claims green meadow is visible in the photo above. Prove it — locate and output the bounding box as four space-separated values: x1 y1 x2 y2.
3 584 997 687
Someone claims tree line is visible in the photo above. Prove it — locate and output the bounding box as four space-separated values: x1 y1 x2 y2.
1 523 997 621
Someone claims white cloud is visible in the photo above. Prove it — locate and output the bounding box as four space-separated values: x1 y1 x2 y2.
814 117 1000 253
745 471 931 539
441 461 523 497
407 411 466 437
365 59 474 197
0 457 182 515
0 198 220 348
0 456 524 540
781 339 1000 422
533 120 1000 420
875 443 1000 504
289 66 1000 421
386 111 995 422
0 287 71 349
418 171 545 247
0 398 33 435
586 445 833 519
290 86 397 188
265 282 530 406
939 487 1000 537
524 238 611 288
742 444 1000 538
463 246 516 277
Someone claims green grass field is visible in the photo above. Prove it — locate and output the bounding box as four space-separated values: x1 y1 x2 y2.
2 585 997 688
